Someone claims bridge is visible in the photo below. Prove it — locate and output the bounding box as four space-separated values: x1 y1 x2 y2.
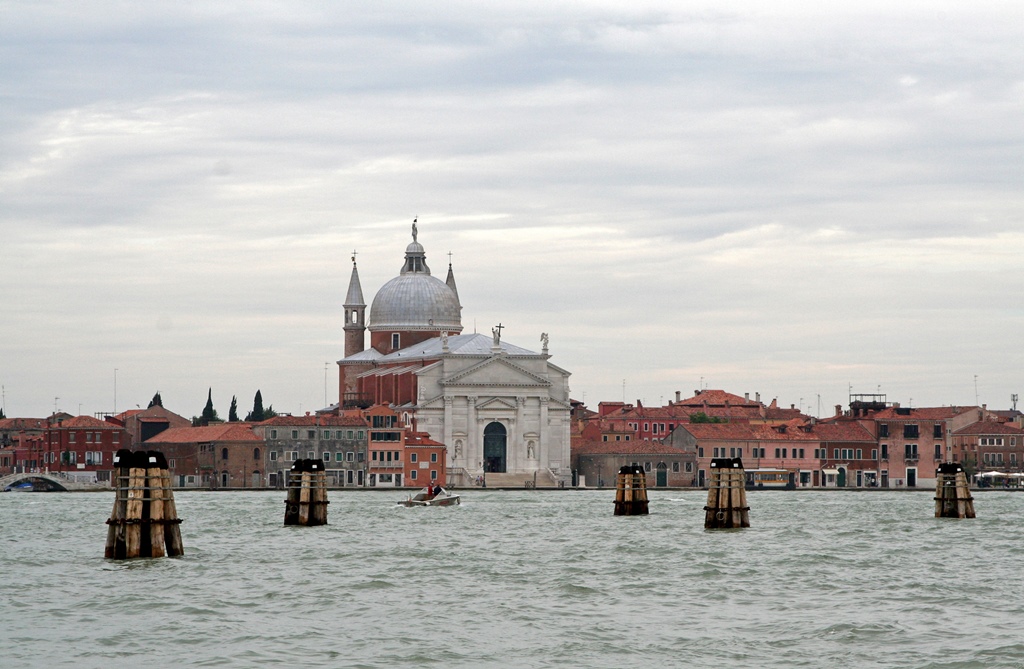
0 472 109 492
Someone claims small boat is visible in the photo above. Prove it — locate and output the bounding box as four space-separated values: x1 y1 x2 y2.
4 482 34 492
397 486 461 507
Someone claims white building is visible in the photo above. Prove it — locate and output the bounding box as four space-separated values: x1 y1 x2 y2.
336 224 572 486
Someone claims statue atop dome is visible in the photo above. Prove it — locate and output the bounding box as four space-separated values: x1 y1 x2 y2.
412 218 418 243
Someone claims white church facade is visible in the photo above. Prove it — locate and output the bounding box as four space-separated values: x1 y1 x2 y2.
336 224 572 486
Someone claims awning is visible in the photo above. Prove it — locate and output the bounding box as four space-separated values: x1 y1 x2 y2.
822 468 840 475
979 471 1008 477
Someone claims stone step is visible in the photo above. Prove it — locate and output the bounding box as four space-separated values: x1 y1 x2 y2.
484 471 558 488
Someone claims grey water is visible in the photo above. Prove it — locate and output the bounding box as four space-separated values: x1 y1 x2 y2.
2 489 1023 668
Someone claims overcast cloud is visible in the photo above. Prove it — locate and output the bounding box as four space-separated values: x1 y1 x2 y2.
1 1 1022 419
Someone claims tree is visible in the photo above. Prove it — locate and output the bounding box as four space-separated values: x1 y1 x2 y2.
147 392 163 409
246 390 265 422
0 407 5 419
200 388 219 426
690 412 727 424
228 395 239 422
263 404 278 419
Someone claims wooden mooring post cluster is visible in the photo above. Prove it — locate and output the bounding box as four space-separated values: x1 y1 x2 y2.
105 449 184 559
284 459 329 526
935 463 976 519
614 465 649 516
704 458 750 529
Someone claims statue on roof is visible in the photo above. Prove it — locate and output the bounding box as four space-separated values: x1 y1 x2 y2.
412 218 418 242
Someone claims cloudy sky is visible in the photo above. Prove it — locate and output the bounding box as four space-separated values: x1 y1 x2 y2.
2 1 1022 420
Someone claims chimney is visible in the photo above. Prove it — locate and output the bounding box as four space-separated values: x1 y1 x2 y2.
790 404 795 410
755 392 760 403
675 391 681 403
835 404 842 417
745 392 750 401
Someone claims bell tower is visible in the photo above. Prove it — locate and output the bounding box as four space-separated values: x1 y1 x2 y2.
343 253 366 358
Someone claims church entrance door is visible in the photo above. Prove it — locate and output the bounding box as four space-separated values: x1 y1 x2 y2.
483 422 507 473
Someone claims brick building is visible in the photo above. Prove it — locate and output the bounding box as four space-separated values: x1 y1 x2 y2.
0 417 47 474
42 415 131 483
145 423 263 488
572 438 696 488
952 420 1024 475
403 431 447 488
254 413 369 488
111 405 192 449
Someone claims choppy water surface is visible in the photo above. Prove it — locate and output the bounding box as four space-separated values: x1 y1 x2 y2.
2 489 1024 668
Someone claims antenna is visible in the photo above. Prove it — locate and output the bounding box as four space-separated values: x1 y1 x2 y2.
324 362 330 407
1012 394 1018 412
974 375 979 405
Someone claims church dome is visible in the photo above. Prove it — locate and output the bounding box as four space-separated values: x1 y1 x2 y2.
369 274 462 332
368 223 463 333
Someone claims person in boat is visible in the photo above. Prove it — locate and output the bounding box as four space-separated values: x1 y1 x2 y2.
432 482 443 498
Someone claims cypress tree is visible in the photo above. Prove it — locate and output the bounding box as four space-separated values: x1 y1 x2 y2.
201 388 218 425
247 390 265 422
147 392 163 409
228 395 239 422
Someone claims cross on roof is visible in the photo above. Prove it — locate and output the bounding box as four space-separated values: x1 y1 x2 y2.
351 249 358 263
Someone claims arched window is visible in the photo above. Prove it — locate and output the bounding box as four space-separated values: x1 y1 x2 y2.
221 447 229 460
253 447 261 460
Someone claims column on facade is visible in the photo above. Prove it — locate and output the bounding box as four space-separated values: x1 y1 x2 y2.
443 396 454 471
467 396 478 471
516 396 528 470
539 396 549 470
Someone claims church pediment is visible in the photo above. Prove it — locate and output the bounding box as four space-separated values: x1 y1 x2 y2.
440 357 552 388
475 396 518 411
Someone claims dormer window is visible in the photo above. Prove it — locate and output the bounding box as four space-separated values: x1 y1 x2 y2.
391 333 400 349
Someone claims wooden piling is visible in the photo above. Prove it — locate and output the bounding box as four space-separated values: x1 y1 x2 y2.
704 458 750 529
934 463 976 519
614 465 649 516
104 449 184 559
105 449 134 559
285 459 329 526
124 450 148 558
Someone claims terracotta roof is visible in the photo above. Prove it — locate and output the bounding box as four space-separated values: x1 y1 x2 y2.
675 389 761 407
954 420 1024 436
677 423 758 440
573 438 688 456
871 406 977 420
762 407 808 420
810 422 876 442
53 415 124 429
405 431 444 447
0 418 47 430
145 424 261 444
258 415 368 427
